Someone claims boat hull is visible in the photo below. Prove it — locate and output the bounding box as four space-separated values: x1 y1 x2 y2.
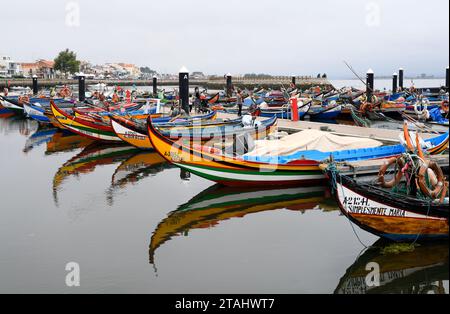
331 173 449 241
147 117 325 187
51 102 122 142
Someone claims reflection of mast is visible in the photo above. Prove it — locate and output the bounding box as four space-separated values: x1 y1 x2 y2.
149 184 333 266
334 240 449 294
180 169 191 180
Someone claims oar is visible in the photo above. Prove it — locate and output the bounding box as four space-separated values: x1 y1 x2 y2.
402 112 438 134
343 61 373 93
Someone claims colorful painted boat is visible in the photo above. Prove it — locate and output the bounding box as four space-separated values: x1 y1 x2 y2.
0 103 14 118
258 101 312 120
327 170 449 241
335 239 449 294
149 184 333 264
23 101 78 124
243 131 449 164
73 102 154 122
147 116 448 186
308 104 342 120
0 95 67 115
153 116 277 141
0 96 25 114
110 111 219 149
51 101 123 142
146 117 324 187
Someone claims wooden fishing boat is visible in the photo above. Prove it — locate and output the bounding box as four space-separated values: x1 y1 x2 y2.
308 104 342 120
24 101 76 124
110 111 223 149
146 118 325 187
149 184 332 265
153 115 277 142
0 103 14 118
147 118 449 186
73 102 150 120
258 101 312 120
326 158 449 241
0 95 26 114
51 101 124 142
52 100 221 143
0 95 67 115
335 240 448 294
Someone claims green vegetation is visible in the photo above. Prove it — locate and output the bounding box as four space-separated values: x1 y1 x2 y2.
54 49 80 77
380 243 420 255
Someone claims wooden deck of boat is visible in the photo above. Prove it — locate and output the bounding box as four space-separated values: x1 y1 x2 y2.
217 112 440 142
320 154 449 177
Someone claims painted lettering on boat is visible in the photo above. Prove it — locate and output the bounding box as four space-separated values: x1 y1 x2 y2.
124 131 146 140
344 196 406 217
165 151 182 162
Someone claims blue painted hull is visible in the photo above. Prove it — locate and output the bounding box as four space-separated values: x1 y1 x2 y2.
382 233 449 241
310 110 341 120
0 106 12 115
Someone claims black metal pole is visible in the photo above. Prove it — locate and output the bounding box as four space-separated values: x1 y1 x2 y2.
292 76 296 86
446 66 449 91
78 73 85 102
399 68 404 90
179 67 190 114
32 75 38 95
392 72 398 93
226 74 232 97
366 69 374 101
153 76 157 96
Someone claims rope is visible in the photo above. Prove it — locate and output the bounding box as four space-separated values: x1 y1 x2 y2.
410 200 432 247
328 163 369 248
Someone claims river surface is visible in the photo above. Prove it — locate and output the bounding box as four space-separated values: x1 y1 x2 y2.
0 115 448 294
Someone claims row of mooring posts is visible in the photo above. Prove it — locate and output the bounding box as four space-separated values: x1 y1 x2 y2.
29 66 449 107
366 67 450 100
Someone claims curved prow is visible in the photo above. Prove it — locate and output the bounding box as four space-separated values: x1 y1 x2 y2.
403 122 414 152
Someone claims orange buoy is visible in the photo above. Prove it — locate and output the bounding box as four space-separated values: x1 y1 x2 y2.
417 160 446 199
378 157 405 188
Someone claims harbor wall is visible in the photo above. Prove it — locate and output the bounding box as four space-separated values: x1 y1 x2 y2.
0 77 333 90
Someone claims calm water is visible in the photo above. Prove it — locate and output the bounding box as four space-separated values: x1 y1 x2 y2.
0 116 448 294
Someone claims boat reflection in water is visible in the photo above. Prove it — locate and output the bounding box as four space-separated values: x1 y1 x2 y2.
149 184 335 266
20 120 95 155
335 240 449 294
45 130 94 155
0 115 37 137
23 126 58 153
52 143 140 205
106 151 173 205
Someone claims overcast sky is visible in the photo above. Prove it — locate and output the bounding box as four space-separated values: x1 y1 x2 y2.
1 0 448 78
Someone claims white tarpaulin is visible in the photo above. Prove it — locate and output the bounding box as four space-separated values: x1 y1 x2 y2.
245 129 383 156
